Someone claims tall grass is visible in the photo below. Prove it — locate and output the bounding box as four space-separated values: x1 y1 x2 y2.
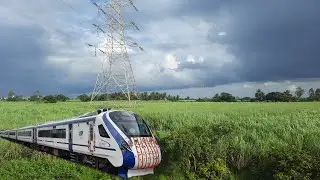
1 101 320 179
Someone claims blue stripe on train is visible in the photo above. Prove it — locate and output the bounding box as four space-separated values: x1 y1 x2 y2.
118 167 129 179
102 113 122 145
102 113 135 171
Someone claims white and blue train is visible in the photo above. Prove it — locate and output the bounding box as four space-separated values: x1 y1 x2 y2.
0 108 161 179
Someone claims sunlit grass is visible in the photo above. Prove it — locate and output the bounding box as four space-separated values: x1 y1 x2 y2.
0 101 320 179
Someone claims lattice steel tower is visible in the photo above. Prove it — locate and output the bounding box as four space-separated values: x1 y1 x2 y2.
88 0 142 108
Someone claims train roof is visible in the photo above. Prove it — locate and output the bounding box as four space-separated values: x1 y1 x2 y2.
1 108 134 130
16 126 35 130
36 114 98 128
35 108 128 128
78 111 98 118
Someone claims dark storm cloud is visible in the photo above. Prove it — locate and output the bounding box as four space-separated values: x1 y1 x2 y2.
2 0 320 96
0 23 63 96
207 0 320 83
136 0 320 86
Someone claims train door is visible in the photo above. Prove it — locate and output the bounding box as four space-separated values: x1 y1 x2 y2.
89 121 95 152
68 124 73 152
33 128 37 144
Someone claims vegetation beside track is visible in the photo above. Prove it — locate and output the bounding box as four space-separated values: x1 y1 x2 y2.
1 101 320 179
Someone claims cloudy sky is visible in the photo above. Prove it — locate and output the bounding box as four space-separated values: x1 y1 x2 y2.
1 0 320 98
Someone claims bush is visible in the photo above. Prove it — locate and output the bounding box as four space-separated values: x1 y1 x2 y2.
159 124 236 179
42 95 57 103
198 158 233 180
157 123 320 179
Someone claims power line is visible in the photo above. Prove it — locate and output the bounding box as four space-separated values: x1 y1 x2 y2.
0 0 175 100
57 0 78 14
87 0 143 108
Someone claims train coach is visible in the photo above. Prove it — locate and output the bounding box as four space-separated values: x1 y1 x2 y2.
0 108 161 179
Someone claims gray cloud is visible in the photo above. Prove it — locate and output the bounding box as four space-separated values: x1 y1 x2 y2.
208 0 320 82
161 79 320 98
1 0 320 96
141 0 320 89
0 23 61 95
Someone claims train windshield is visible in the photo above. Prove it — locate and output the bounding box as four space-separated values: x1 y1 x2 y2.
108 111 152 137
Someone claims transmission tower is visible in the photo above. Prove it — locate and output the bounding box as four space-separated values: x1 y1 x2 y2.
87 0 143 108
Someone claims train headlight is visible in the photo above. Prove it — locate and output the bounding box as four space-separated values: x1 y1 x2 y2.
120 139 132 151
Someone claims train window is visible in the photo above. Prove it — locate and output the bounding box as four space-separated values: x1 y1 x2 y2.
18 131 32 136
98 125 110 138
39 129 66 138
90 125 93 141
38 130 51 137
59 129 66 138
108 111 152 137
52 129 66 138
9 132 16 136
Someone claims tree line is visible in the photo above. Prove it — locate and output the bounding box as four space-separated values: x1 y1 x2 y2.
1 86 320 103
2 90 69 103
196 87 320 102
77 92 181 102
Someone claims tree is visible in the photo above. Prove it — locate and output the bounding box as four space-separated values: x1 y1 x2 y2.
295 86 304 99
284 90 291 95
309 88 315 97
212 93 220 102
149 92 155 100
30 90 42 102
7 90 16 101
315 88 320 101
129 92 138 100
42 95 57 103
96 93 108 101
282 90 293 102
219 92 236 102
55 94 69 102
241 97 252 102
255 89 265 101
77 94 90 102
155 92 160 100
266 92 283 102
138 92 148 100
162 92 167 100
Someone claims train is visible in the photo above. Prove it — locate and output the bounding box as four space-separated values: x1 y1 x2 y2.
0 108 161 179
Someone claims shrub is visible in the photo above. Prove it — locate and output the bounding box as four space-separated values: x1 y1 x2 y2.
42 95 57 103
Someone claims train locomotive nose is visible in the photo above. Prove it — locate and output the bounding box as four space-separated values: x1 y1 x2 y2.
118 137 161 178
104 110 162 178
131 137 161 169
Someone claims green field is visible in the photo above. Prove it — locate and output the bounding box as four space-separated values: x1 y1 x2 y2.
1 101 320 179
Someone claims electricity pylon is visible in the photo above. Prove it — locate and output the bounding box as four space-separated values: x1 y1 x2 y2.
87 0 143 108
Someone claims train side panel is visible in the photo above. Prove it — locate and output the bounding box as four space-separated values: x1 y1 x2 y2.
0 109 162 179
93 116 123 167
17 128 33 143
8 130 16 140
72 121 91 155
37 125 68 151
37 126 53 147
53 125 68 151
